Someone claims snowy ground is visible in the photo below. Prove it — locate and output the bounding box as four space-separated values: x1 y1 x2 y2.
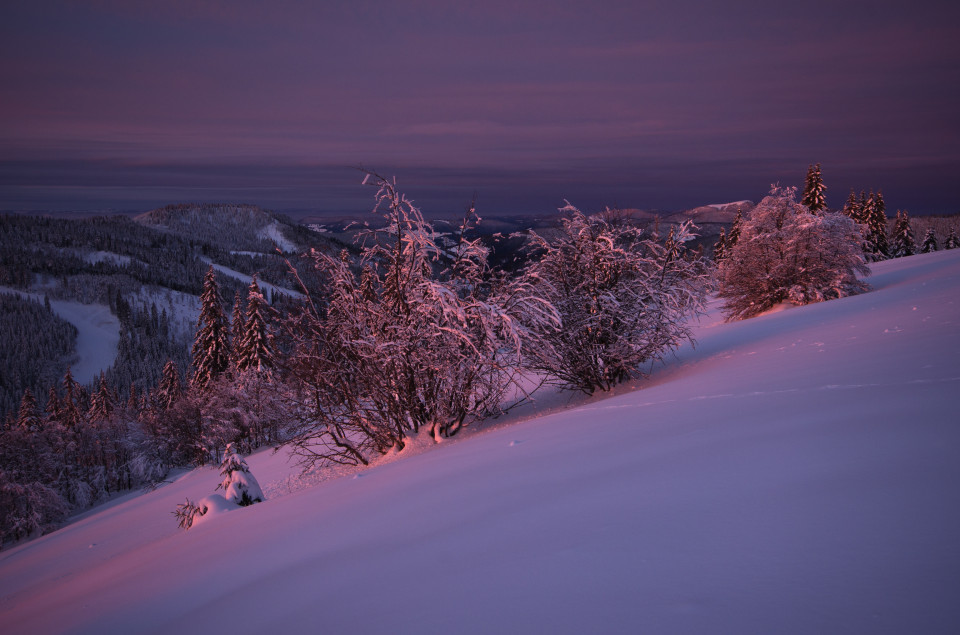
1 250 959 634
0 287 120 385
259 221 298 253
81 250 133 267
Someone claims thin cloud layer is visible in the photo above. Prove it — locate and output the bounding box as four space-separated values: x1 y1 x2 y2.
1 1 958 213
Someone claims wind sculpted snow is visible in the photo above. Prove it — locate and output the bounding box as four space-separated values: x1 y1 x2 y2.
1 251 958 634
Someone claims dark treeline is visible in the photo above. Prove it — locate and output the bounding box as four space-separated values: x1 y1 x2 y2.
0 214 205 295
0 292 77 416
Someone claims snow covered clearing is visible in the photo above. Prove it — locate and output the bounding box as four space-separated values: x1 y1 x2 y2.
1 250 959 634
708 199 751 210
198 257 304 301
126 286 200 340
258 222 297 253
0 287 120 385
81 250 132 267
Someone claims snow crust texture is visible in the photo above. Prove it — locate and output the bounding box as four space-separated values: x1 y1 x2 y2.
1 250 959 634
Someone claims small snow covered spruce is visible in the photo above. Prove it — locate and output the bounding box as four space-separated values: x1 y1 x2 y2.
945 228 960 250
217 443 264 507
920 228 939 253
191 266 231 390
890 210 915 258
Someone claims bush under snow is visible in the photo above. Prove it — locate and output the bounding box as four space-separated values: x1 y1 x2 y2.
718 186 870 321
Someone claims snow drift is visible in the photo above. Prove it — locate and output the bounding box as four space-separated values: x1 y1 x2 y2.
1 250 958 634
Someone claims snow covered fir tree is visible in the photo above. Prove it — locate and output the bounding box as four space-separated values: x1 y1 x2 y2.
235 275 273 374
713 227 727 262
946 228 960 250
890 211 916 258
218 443 265 507
801 163 827 213
863 191 890 261
191 266 231 391
921 228 939 253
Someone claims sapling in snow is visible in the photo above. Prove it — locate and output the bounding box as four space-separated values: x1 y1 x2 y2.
217 443 264 506
173 443 264 529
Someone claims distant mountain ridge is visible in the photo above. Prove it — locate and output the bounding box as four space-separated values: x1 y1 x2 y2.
135 203 298 253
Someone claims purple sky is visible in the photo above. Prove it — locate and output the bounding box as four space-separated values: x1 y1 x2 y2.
2 1 958 216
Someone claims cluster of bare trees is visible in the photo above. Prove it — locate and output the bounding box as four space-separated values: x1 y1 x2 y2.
279 174 709 468
717 186 870 320
4 172 714 543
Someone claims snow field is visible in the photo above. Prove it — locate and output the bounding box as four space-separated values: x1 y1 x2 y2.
1 250 958 634
0 286 120 385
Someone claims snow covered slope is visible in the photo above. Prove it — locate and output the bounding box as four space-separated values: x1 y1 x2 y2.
1 251 959 634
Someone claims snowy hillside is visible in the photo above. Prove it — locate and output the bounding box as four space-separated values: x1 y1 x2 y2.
1 250 958 634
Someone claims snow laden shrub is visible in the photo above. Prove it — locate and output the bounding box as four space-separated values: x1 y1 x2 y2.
718 186 870 321
173 498 205 530
0 471 68 545
521 204 710 394
217 443 264 506
282 173 557 468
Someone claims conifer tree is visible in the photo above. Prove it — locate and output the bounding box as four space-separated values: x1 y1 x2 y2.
856 191 869 224
17 389 41 432
920 228 939 253
728 207 744 248
863 191 889 261
45 387 61 424
841 190 860 223
890 211 915 258
217 442 264 506
230 290 244 366
801 163 827 213
126 384 139 415
191 266 230 391
713 227 727 263
157 360 183 410
88 372 115 423
945 228 960 250
59 368 84 430
235 275 273 374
